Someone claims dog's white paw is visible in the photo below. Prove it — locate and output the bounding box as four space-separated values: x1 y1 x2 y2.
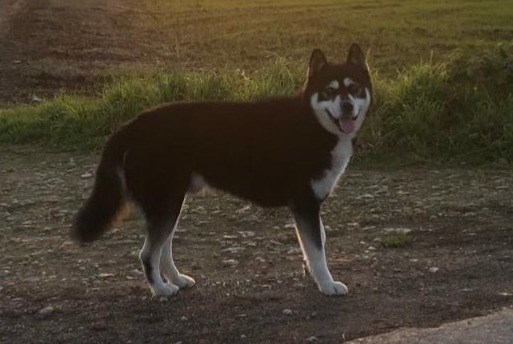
174 274 196 289
152 283 180 297
319 281 348 296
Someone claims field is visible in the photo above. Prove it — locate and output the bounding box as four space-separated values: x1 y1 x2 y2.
1 0 513 343
2 0 513 104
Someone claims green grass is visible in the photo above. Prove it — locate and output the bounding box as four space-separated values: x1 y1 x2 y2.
381 232 412 248
0 45 512 164
0 60 304 150
364 43 513 164
137 0 513 72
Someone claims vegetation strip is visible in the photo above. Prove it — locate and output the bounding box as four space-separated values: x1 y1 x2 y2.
0 45 511 164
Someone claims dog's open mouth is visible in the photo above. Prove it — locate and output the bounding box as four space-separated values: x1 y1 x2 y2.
326 110 357 134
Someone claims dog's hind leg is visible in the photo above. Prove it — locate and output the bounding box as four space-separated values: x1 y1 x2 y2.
291 200 348 296
138 192 187 297
160 227 196 289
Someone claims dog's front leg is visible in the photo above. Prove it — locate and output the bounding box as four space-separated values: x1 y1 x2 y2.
291 201 348 296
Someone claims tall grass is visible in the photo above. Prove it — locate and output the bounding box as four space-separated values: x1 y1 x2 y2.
365 43 513 164
0 45 512 164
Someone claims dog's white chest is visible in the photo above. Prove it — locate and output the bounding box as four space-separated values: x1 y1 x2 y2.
311 139 353 200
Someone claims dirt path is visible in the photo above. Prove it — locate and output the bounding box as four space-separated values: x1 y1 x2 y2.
1 147 512 343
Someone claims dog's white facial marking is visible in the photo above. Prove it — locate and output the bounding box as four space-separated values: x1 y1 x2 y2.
343 77 355 87
311 138 353 200
328 80 340 89
350 87 371 127
310 87 371 137
310 92 343 135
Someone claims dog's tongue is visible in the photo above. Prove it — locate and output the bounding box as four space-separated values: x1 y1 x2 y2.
339 118 355 134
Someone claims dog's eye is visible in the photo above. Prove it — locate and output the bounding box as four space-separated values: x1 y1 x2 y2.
319 87 337 101
348 84 359 93
348 84 364 97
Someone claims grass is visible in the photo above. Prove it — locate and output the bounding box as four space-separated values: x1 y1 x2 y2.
381 232 412 248
0 61 304 150
137 0 513 73
1 45 512 164
364 43 513 164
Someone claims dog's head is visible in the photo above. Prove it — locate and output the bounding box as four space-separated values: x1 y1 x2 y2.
304 44 372 138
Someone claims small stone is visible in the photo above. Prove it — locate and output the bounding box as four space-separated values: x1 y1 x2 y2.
428 267 439 273
383 227 412 235
240 334 247 339
98 273 115 278
255 257 266 263
287 247 301 254
180 316 187 321
221 246 245 254
236 205 251 213
356 193 374 200
81 172 93 179
282 309 293 315
306 336 318 342
39 306 54 315
222 259 239 267
31 95 43 103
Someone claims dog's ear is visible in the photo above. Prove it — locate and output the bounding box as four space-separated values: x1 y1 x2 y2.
347 44 367 69
308 49 327 78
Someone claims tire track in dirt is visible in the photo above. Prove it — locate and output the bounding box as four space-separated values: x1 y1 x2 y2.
0 0 147 105
0 0 31 36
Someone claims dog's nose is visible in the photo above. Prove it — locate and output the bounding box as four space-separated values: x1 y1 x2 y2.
342 102 353 114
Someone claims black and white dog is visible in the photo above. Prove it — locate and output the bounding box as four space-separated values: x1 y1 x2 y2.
72 44 373 297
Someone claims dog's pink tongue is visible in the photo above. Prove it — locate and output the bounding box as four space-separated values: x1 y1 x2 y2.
339 119 355 133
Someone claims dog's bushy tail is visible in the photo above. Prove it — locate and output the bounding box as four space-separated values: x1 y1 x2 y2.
71 130 130 243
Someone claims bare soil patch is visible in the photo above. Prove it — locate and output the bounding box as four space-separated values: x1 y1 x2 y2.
1 147 512 343
0 0 151 105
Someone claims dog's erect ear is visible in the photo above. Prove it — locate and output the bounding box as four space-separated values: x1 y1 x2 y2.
308 49 327 78
347 44 367 69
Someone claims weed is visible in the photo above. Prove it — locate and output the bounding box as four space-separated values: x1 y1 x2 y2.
381 232 412 248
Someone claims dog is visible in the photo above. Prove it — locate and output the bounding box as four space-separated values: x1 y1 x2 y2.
72 44 373 297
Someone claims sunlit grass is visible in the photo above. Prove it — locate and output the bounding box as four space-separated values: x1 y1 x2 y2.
1 45 512 164
138 0 513 72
